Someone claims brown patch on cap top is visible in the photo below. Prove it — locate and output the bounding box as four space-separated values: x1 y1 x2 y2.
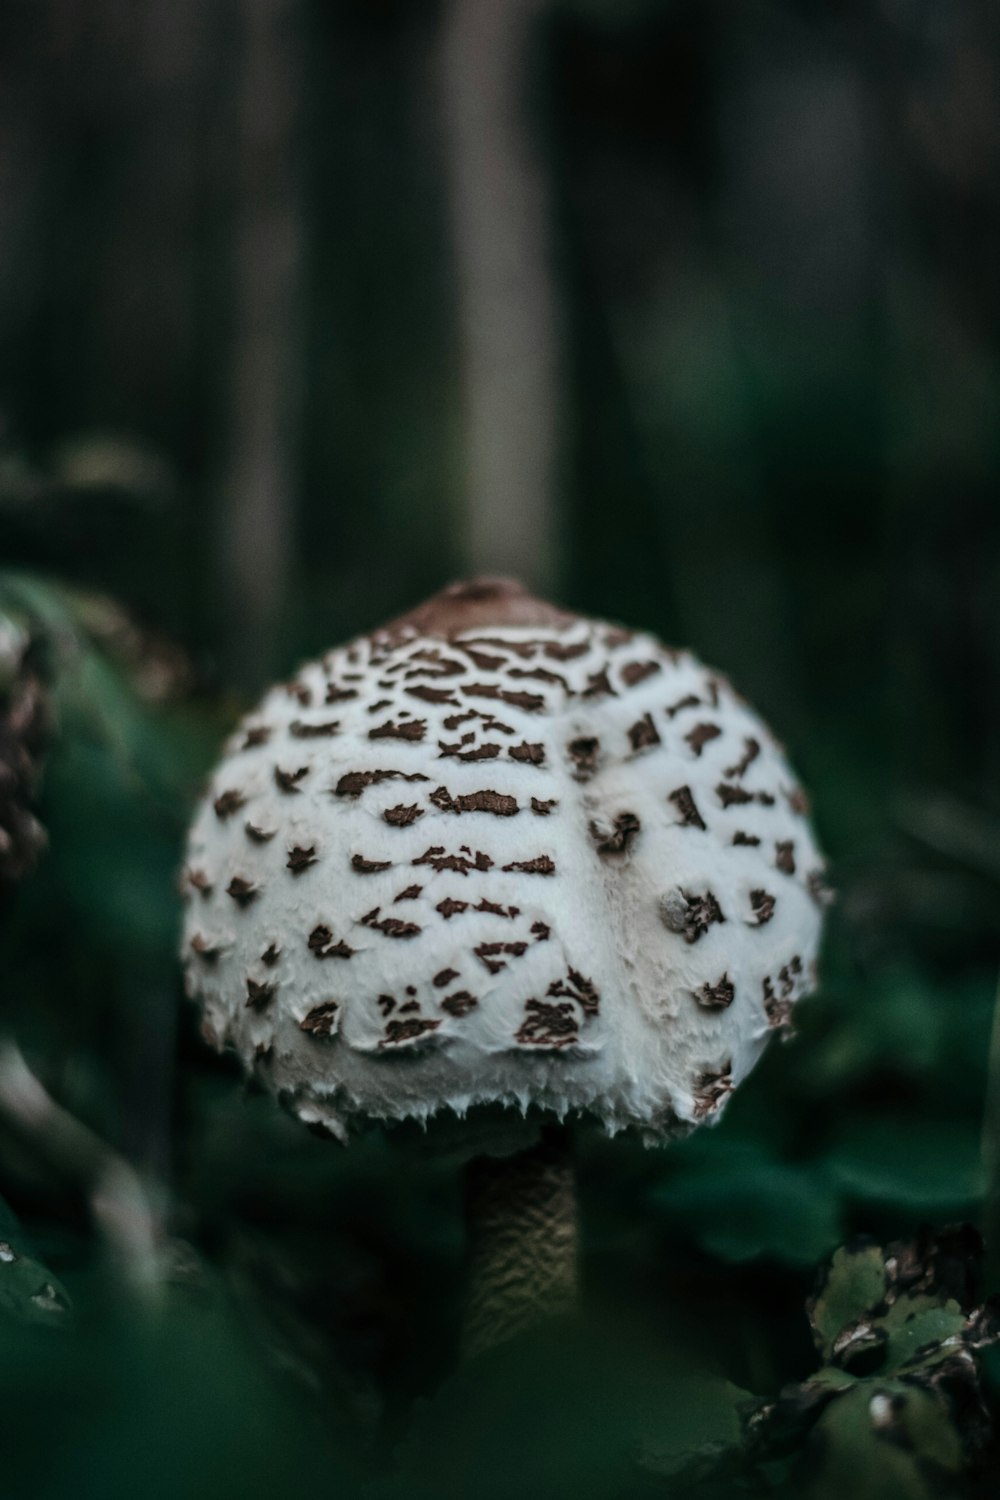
379 578 576 642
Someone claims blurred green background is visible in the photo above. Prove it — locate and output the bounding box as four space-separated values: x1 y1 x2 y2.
0 1 998 1495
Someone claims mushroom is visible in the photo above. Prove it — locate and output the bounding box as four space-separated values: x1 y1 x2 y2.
181 578 828 1354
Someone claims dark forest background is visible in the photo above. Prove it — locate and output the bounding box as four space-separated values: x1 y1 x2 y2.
0 2 999 1497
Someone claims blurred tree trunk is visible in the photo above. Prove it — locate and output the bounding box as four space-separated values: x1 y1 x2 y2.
439 0 559 591
217 0 304 687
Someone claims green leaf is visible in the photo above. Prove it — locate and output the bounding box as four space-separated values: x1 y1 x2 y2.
648 1137 842 1265
396 1320 749 1500
807 1381 962 1500
0 1195 71 1327
826 1119 985 1210
808 1244 887 1360
881 1297 966 1372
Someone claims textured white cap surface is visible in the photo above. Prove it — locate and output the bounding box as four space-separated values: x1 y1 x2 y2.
181 582 828 1142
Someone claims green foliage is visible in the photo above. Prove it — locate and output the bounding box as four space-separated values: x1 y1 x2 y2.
390 1322 748 1500
648 1135 843 1265
0 1194 71 1327
808 1243 886 1362
747 1230 999 1498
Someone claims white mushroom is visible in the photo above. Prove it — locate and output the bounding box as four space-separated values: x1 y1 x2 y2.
181 577 829 1351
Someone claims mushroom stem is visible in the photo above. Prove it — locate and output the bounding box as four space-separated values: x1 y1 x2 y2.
462 1124 577 1358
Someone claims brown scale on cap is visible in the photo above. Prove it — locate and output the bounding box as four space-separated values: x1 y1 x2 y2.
463 684 546 713
621 660 661 687
775 840 796 875
547 968 600 1016
785 785 811 816
381 1017 441 1048
404 654 467 680
543 640 589 661
628 714 660 752
692 1063 733 1119
695 974 735 1011
440 990 478 1017
717 782 774 809
475 898 520 918
582 668 616 699
748 889 777 926
245 977 276 1010
360 907 422 940
589 812 641 856
308 925 355 959
763 959 804 1033
685 723 722 757
502 855 555 876
300 1001 339 1037
289 718 340 738
660 888 725 944
438 739 502 762
369 719 427 742
406 684 460 705
274 765 309 793
383 804 424 828
461 647 505 671
334 768 429 798
436 897 468 919
567 737 599 780
286 845 318 874
226 876 258 906
414 846 493 876
668 785 706 830
516 999 579 1048
508 665 571 691
213 789 246 820
474 941 529 975
430 787 520 817
726 737 761 778
666 693 702 718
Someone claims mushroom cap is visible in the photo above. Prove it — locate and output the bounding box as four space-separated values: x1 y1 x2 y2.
181 579 828 1143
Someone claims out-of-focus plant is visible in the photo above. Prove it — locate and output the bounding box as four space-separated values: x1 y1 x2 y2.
0 600 52 899
744 1227 1000 1499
